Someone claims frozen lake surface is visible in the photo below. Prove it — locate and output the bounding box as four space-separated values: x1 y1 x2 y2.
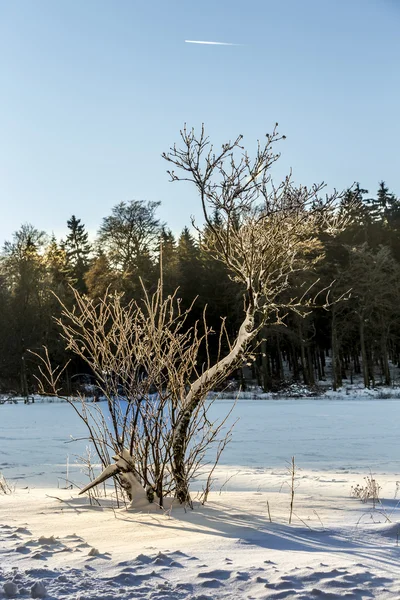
1 398 399 486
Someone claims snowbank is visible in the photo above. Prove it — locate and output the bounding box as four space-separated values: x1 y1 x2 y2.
1 469 400 599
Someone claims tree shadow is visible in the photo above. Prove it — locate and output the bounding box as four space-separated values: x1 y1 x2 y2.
49 494 400 570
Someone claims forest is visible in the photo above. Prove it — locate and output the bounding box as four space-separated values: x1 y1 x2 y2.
1 181 400 395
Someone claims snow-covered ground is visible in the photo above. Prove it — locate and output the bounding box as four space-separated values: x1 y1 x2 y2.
1 399 400 598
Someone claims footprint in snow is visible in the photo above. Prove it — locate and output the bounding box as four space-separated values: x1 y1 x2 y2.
169 550 189 558
175 582 193 591
134 553 153 564
235 571 250 581
7 534 22 540
300 569 348 583
15 545 31 554
25 568 60 579
266 589 300 600
32 552 48 561
197 569 231 580
15 527 31 535
200 578 225 589
38 535 59 545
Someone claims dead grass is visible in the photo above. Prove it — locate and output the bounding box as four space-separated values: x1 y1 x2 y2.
0 472 14 494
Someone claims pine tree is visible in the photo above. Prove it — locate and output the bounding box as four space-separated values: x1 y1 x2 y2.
41 237 73 369
0 274 12 390
177 227 202 308
0 225 48 390
158 228 179 296
339 183 370 244
366 181 394 222
201 212 241 349
63 215 91 293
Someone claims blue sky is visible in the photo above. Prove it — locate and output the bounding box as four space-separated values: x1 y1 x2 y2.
1 0 399 244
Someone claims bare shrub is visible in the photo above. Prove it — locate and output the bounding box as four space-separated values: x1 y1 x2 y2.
34 124 347 508
33 283 235 508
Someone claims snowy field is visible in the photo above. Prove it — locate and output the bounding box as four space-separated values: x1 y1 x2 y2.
1 398 400 599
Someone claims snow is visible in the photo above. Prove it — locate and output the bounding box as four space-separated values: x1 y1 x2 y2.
1 398 400 598
1 474 400 598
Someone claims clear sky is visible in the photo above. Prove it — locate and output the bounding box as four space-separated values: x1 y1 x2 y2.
1 0 399 244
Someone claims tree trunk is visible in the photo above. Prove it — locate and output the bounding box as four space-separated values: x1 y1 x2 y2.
276 336 284 382
331 312 342 391
292 347 300 381
319 349 325 379
172 306 256 504
381 335 390 386
306 346 315 386
354 352 361 375
79 449 149 508
261 335 272 392
298 322 308 385
359 317 369 388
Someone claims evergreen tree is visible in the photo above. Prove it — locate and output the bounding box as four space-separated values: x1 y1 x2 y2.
337 183 373 247
40 237 73 369
0 225 48 390
377 181 394 215
63 215 91 293
200 212 242 351
157 228 179 296
0 274 12 390
177 227 202 309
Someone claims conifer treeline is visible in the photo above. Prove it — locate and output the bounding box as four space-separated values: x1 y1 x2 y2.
1 182 400 393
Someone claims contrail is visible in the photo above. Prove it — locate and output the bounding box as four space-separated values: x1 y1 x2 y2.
185 40 240 46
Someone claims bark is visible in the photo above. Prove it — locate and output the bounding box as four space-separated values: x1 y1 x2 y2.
79 449 149 507
298 322 308 385
318 349 325 380
292 347 300 381
354 353 361 375
306 346 315 386
261 335 272 392
172 306 256 504
359 317 369 388
276 336 284 381
381 335 391 386
331 311 342 391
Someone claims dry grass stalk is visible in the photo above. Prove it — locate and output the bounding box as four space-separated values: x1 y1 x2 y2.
267 500 272 523
351 473 381 508
0 472 13 495
280 456 298 524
